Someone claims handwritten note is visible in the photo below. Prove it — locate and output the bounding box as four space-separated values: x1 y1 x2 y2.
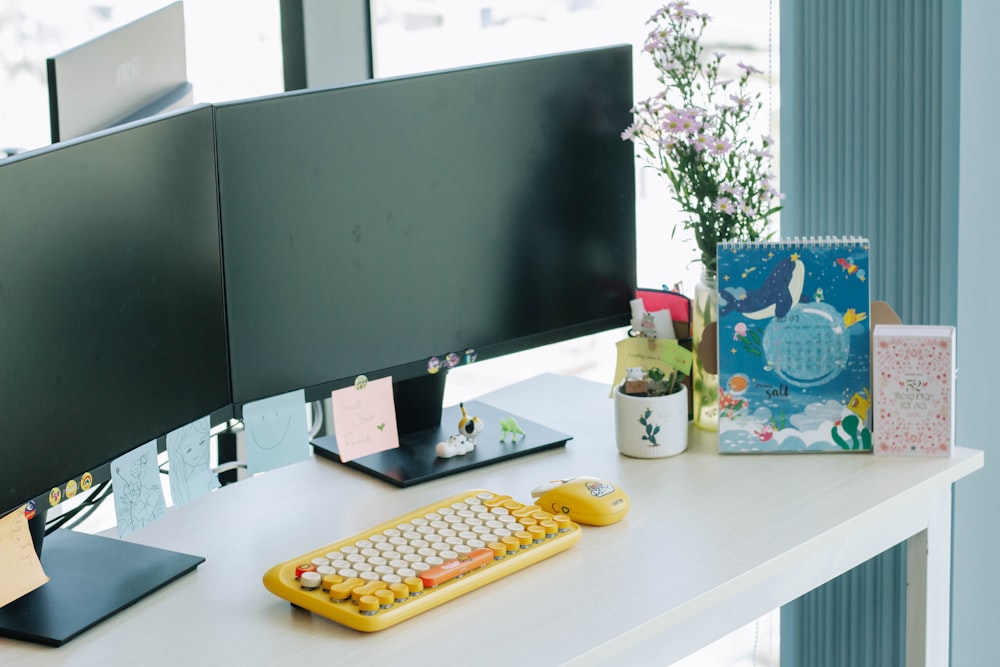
331 376 399 462
243 389 310 475
661 340 694 374
0 507 49 607
112 440 167 537
612 337 695 396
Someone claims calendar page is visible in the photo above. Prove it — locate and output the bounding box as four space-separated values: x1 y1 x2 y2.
715 237 872 453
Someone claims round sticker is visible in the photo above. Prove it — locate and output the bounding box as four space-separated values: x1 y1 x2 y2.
445 353 460 368
81 472 93 491
464 348 478 364
354 375 369 390
48 487 62 507
65 479 78 499
24 501 36 521
427 357 441 375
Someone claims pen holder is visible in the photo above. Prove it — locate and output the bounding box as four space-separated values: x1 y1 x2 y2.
614 384 689 458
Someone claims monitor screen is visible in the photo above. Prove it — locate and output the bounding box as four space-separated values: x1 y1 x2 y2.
0 104 230 518
46 1 193 143
0 103 230 645
215 46 635 483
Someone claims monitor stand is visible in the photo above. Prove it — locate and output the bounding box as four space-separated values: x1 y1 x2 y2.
312 373 572 487
0 512 204 646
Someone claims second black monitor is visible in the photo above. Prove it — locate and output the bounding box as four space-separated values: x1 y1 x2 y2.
216 46 635 482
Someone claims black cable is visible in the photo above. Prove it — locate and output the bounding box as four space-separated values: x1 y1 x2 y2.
44 481 113 535
57 483 116 532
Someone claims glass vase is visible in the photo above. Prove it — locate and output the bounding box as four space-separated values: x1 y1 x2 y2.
692 268 719 431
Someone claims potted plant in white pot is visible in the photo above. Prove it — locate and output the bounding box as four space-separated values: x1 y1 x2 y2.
615 365 689 458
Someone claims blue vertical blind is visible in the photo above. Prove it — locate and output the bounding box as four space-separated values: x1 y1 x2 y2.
779 0 959 665
780 0 958 326
781 547 907 666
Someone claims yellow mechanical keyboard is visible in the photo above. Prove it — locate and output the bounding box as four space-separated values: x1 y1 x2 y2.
262 489 581 632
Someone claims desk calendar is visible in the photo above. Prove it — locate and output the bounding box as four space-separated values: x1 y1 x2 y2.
715 237 872 453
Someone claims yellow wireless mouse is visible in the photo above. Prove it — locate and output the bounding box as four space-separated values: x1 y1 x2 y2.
531 476 630 526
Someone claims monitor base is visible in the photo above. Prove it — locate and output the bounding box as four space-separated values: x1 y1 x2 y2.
312 400 571 487
0 529 204 646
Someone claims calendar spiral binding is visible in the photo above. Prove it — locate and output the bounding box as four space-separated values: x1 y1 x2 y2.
718 235 868 252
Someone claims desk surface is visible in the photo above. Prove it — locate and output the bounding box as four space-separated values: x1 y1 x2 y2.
2 374 983 665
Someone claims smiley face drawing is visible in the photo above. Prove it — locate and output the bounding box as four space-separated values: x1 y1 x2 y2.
248 408 292 451
242 390 310 475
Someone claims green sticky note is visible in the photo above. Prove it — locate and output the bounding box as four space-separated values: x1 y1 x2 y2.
661 341 693 374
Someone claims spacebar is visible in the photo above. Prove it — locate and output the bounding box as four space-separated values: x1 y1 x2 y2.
419 548 494 587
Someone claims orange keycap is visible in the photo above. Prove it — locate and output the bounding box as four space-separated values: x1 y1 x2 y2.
294 562 317 578
419 548 493 587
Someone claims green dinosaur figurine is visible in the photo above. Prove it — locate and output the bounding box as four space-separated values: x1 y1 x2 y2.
499 417 526 442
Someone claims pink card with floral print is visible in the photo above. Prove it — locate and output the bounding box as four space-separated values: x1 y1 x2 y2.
872 325 956 456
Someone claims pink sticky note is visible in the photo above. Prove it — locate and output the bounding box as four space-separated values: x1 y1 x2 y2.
331 377 400 462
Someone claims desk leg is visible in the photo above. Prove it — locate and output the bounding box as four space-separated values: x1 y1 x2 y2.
905 487 952 667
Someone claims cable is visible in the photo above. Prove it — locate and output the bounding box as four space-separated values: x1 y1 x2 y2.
307 399 325 439
44 480 114 535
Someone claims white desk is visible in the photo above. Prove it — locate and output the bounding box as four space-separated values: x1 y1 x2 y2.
1 374 983 666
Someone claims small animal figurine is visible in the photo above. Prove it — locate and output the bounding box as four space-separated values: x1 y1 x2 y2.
640 312 657 349
458 402 484 443
436 433 475 459
640 312 656 338
499 416 526 443
623 367 649 395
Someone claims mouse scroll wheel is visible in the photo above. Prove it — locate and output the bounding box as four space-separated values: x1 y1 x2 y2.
530 480 566 498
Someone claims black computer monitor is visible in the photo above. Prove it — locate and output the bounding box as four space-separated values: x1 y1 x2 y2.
0 104 231 646
46 1 193 143
215 46 635 485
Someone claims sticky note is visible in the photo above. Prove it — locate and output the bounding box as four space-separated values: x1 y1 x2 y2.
331 376 400 462
612 337 674 395
0 507 49 607
661 340 694 374
111 440 167 537
167 416 219 507
243 389 310 475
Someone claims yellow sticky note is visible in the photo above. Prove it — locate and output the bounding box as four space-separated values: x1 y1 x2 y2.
0 507 49 607
331 376 400 462
661 340 693 375
612 337 671 395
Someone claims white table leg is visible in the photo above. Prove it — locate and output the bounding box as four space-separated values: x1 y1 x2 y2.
906 487 953 666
